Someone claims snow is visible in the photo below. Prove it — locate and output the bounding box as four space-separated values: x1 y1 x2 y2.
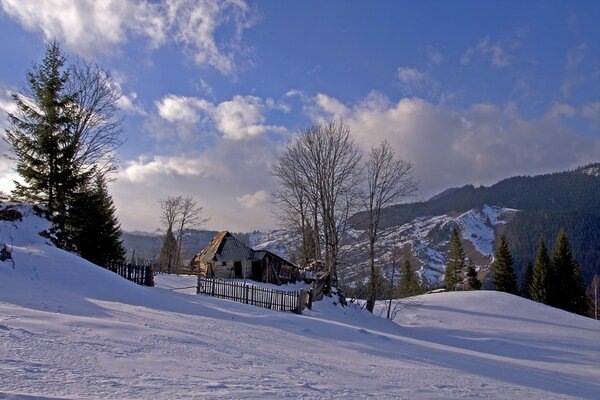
2 204 600 399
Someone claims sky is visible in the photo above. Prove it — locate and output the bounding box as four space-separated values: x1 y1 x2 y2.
0 0 599 233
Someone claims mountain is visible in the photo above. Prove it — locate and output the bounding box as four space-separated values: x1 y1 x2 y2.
2 202 599 398
122 229 219 264
122 163 600 288
251 163 600 289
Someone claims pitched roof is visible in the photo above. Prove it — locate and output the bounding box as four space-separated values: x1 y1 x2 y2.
193 231 254 264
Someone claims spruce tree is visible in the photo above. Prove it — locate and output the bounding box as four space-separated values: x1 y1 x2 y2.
466 259 481 290
67 176 126 266
530 238 553 305
5 40 79 216
552 229 587 314
159 229 178 272
445 228 466 290
521 262 534 299
492 234 518 294
399 259 419 297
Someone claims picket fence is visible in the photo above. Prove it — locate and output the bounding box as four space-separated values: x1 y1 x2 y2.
104 261 154 286
197 277 310 314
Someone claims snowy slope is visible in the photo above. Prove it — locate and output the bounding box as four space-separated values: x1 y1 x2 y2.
1 204 600 399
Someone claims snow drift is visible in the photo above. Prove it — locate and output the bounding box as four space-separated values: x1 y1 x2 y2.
1 204 599 399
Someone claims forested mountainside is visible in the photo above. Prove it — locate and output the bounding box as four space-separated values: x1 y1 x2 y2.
351 163 600 229
346 163 600 283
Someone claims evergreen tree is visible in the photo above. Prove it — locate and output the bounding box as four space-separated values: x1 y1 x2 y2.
520 262 534 299
552 229 587 314
66 176 126 266
399 259 420 296
445 228 466 290
530 238 553 305
466 259 481 290
492 234 518 294
159 229 178 271
5 41 80 216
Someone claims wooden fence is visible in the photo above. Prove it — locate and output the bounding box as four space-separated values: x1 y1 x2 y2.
197 277 310 314
104 261 154 287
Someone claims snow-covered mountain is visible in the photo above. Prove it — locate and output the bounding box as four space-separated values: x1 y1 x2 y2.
250 205 518 287
1 202 600 399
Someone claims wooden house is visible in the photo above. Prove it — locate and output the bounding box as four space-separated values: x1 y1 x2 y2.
189 231 299 284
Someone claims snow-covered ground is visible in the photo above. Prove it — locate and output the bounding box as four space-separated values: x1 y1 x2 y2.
2 204 600 399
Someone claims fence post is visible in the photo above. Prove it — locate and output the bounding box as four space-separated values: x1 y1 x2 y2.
295 289 304 314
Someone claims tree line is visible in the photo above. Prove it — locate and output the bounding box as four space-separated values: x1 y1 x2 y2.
445 227 592 317
3 41 125 266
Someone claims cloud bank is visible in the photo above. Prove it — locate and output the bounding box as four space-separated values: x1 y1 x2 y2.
0 0 255 74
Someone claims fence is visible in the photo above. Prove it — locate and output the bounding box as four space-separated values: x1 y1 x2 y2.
104 261 154 287
197 277 310 314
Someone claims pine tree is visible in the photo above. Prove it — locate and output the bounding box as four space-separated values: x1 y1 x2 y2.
492 234 518 294
5 41 80 216
552 229 587 314
530 238 553 305
445 228 466 290
466 259 481 290
399 259 420 297
520 262 534 299
159 229 178 272
66 176 126 265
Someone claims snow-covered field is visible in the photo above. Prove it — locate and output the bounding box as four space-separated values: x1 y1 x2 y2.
2 205 600 399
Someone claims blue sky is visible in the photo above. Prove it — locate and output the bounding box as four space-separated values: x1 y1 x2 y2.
1 0 599 232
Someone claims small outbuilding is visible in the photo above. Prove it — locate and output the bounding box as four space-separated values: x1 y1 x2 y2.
189 231 299 284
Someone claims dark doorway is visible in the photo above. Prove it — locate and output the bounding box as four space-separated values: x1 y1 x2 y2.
251 261 262 281
234 261 243 278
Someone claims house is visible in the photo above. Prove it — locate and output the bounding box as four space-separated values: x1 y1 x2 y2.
189 231 299 284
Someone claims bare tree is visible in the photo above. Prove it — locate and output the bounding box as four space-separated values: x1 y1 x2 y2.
174 197 209 267
159 196 182 273
364 140 417 312
273 146 319 268
66 60 124 180
273 120 361 288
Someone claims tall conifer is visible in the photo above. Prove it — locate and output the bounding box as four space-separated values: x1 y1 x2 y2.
466 259 481 290
5 41 79 216
445 228 466 290
530 238 553 305
552 230 587 314
521 262 534 298
492 234 518 294
66 176 126 265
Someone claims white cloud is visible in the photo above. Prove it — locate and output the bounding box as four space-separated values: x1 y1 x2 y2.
0 0 255 75
0 0 165 57
397 67 426 85
395 67 435 96
116 92 145 115
120 155 205 183
156 95 211 124
154 94 288 140
236 190 268 209
113 135 278 232
461 34 523 68
305 92 600 198
312 93 349 119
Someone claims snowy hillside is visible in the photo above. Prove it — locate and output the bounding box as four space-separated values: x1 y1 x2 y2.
251 205 518 287
1 204 600 399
